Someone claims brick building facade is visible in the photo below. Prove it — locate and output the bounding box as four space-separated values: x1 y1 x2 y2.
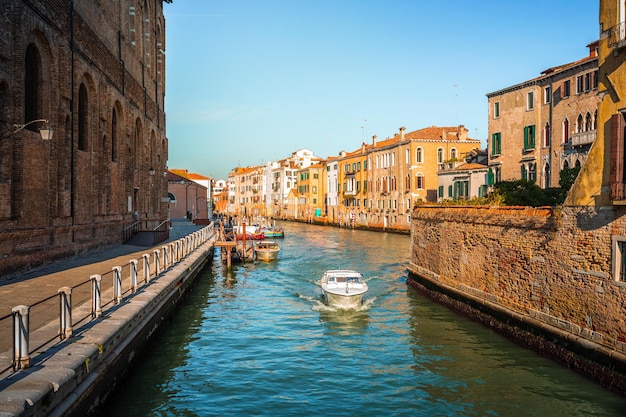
0 0 169 277
487 43 599 187
408 206 626 394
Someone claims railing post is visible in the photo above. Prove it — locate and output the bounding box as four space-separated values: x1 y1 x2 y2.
58 287 73 339
130 259 138 292
113 266 123 304
162 246 168 270
154 249 161 276
12 305 30 370
143 253 151 283
169 242 175 265
91 274 102 318
175 240 181 261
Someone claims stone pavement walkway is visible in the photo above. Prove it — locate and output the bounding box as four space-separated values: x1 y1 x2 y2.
0 220 205 317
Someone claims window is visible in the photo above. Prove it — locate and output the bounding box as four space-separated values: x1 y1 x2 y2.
593 70 599 89
78 83 89 151
528 163 536 182
612 236 626 282
521 164 527 180
416 147 423 163
584 72 591 92
438 186 444 198
491 132 501 155
563 80 571 97
454 181 469 199
450 148 457 160
111 108 118 162
447 185 453 197
563 118 570 143
544 123 550 147
523 125 536 150
415 174 425 189
437 147 444 164
576 75 583 94
494 101 500 118
24 44 41 131
543 163 551 189
544 86 551 104
527 91 534 110
577 114 584 133
585 112 592 131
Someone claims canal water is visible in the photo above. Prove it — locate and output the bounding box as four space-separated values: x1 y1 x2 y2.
104 222 626 417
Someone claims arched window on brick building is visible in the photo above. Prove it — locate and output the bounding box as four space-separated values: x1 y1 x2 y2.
111 107 118 162
24 44 41 131
78 83 88 151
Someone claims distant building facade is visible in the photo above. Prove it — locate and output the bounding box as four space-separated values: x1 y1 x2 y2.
0 0 170 277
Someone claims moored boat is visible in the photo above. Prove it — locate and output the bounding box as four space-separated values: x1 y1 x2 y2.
320 270 368 309
255 240 280 261
262 226 284 238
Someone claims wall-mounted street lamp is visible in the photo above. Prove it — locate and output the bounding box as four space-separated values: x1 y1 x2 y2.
149 167 156 176
14 119 53 140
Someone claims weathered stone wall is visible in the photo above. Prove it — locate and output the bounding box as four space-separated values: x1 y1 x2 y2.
408 205 626 393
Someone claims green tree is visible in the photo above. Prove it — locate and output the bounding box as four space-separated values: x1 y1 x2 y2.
559 166 581 191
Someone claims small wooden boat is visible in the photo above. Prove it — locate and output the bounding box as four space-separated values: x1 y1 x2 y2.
320 270 368 309
254 240 280 262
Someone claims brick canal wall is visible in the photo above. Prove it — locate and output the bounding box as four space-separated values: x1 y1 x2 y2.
407 205 626 395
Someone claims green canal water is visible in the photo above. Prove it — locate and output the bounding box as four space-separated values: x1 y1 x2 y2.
104 222 626 416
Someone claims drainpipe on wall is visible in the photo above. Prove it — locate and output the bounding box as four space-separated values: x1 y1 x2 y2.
70 0 75 230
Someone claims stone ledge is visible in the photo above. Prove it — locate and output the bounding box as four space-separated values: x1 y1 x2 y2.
0 243 215 417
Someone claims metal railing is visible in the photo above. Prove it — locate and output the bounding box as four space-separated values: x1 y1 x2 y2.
123 221 140 243
607 21 626 49
0 224 215 376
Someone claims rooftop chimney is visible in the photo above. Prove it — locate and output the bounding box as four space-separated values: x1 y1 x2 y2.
372 135 377 147
399 126 406 141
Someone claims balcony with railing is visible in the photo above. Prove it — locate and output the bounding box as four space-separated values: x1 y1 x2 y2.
571 130 596 147
607 21 626 49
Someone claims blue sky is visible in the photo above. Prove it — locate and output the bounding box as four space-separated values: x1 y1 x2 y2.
164 0 599 180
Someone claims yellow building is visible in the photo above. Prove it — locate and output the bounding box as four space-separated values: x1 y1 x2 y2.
297 162 326 221
567 1 626 206
337 144 369 227
400 125 481 203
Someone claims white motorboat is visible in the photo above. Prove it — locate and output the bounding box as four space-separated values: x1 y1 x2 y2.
320 270 368 309
254 240 280 261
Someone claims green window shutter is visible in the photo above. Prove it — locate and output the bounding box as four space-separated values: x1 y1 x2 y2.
438 186 443 197
524 126 529 149
496 133 501 154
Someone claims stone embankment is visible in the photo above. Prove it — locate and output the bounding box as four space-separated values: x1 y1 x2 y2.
0 227 215 416
407 205 626 396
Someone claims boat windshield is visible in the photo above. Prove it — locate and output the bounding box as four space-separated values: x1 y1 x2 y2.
331 276 362 283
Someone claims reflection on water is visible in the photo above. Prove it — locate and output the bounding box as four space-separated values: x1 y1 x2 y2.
104 222 626 417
